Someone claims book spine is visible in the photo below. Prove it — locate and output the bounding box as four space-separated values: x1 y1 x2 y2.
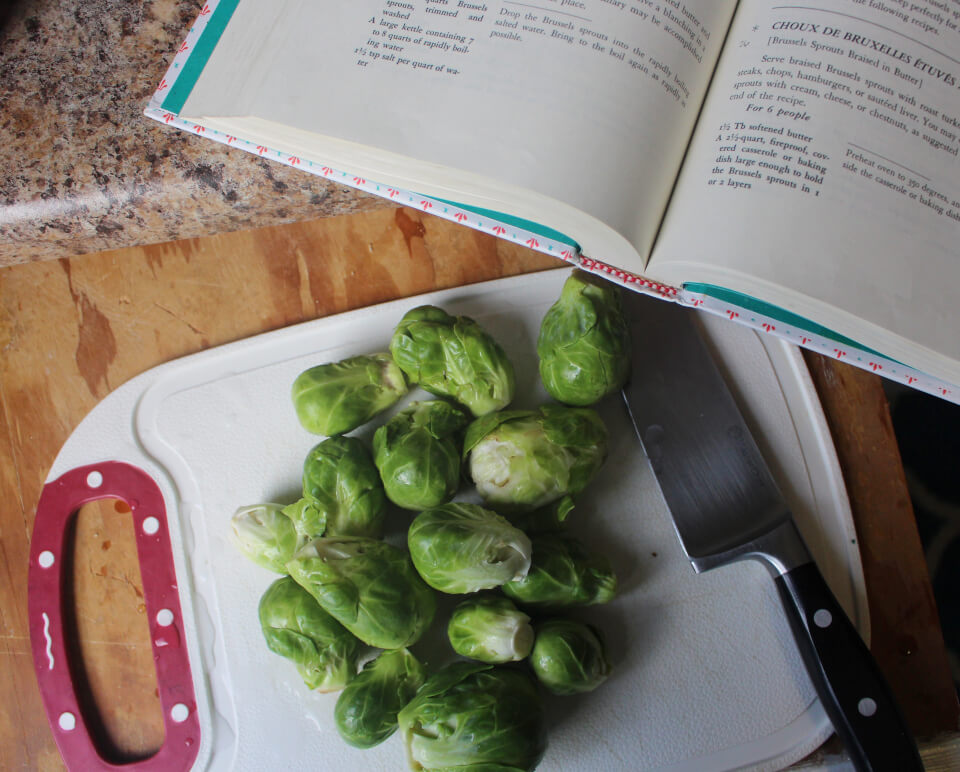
577 256 681 300
574 256 957 404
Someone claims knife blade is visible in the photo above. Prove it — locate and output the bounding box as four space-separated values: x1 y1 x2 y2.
620 290 922 772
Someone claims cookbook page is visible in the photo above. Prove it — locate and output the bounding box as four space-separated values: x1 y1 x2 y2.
650 0 960 379
179 0 736 265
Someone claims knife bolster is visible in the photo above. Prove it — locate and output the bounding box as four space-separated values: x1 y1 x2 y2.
692 518 811 576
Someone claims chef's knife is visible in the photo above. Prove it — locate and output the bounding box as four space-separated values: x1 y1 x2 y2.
620 291 922 771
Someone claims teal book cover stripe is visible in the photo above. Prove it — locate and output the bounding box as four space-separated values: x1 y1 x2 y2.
162 0 242 115
684 282 893 360
430 197 580 249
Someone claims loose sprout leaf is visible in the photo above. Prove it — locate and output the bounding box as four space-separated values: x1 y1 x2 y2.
281 498 326 541
230 503 304 573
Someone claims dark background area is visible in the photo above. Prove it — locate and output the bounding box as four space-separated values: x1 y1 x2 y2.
885 383 960 698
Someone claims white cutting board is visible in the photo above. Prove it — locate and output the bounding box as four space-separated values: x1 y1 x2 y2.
37 269 865 771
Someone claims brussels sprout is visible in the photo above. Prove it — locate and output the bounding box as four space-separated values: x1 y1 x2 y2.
286 536 436 649
530 618 611 695
537 269 631 406
291 352 408 436
407 503 532 594
257 576 361 692
447 595 534 663
509 495 575 535
502 533 617 608
397 662 546 771
334 648 427 748
464 404 608 512
295 436 386 538
389 305 515 417
373 400 469 510
229 503 304 573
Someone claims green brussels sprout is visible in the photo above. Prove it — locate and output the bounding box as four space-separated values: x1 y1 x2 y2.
447 595 534 663
373 400 469 510
530 618 611 695
295 436 386 538
407 503 532 594
397 662 546 771
509 495 575 535
257 576 361 692
229 503 304 573
389 305 515 417
463 404 608 512
291 352 408 436
537 269 631 406
286 536 436 649
502 533 617 608
334 648 427 749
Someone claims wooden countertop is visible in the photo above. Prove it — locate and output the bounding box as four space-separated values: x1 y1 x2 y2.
0 205 957 769
0 0 390 266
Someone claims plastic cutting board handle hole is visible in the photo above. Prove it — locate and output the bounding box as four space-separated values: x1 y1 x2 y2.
62 498 166 763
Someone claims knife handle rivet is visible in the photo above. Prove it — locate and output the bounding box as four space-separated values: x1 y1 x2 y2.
813 609 833 628
857 697 878 717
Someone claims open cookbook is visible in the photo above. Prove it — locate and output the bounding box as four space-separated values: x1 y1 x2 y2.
146 0 960 403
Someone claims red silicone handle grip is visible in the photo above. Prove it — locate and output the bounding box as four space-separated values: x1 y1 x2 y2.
28 461 201 770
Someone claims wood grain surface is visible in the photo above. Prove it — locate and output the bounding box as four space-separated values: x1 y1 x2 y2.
803 353 960 740
0 206 956 770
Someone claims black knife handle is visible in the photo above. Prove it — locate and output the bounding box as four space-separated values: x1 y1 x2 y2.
775 562 923 771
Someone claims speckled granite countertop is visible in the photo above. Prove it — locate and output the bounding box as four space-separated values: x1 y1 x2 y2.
0 0 389 266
